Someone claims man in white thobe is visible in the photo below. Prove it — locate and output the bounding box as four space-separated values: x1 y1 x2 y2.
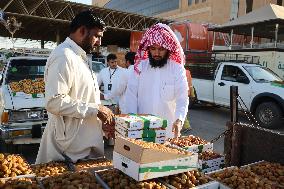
36 11 114 164
103 52 136 113
97 53 126 108
125 23 189 138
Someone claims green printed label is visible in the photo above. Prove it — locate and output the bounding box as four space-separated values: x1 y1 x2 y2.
162 120 167 128
271 82 284 88
139 166 197 173
130 114 150 129
142 129 156 138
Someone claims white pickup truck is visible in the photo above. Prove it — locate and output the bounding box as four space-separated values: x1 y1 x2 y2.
189 62 284 129
0 56 48 147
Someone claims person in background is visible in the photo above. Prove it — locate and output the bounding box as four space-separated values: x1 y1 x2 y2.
124 51 136 69
97 54 125 106
125 23 189 138
36 10 114 164
103 52 136 113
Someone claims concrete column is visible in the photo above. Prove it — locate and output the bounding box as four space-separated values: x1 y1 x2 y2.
250 26 254 48
275 23 279 48
56 30 60 45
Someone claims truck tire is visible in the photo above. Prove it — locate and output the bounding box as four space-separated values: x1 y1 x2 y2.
255 102 283 129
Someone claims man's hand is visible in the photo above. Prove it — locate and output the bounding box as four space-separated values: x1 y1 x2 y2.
172 119 182 138
97 105 114 125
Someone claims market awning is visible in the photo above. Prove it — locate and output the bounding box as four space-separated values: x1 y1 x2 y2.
209 4 284 40
0 0 172 47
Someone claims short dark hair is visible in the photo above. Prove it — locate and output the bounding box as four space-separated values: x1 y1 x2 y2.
70 10 106 33
107 54 117 62
125 52 136 65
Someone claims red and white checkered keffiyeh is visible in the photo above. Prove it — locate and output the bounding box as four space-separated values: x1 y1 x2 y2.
134 23 184 74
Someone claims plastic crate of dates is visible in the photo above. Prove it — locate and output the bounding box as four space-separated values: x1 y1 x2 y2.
0 176 41 189
241 161 284 187
74 157 113 172
207 166 281 189
0 153 33 178
41 171 103 189
161 170 220 189
95 168 168 189
168 135 213 153
31 161 71 177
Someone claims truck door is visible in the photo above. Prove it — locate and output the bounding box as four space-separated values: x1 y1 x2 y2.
214 64 251 107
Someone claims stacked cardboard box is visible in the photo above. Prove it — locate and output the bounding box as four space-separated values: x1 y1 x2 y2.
115 114 168 144
113 136 199 181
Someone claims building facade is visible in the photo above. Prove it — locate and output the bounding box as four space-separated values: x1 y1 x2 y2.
93 0 284 24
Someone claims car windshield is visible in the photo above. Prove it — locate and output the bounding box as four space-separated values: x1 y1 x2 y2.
6 59 46 84
244 66 282 83
92 62 105 73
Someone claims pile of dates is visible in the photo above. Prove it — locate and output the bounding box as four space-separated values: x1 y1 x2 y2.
169 135 208 147
199 151 223 161
98 169 167 189
209 167 276 189
42 171 102 189
127 139 189 155
0 153 32 178
31 161 69 177
243 161 284 186
163 170 209 189
0 177 40 189
75 158 112 171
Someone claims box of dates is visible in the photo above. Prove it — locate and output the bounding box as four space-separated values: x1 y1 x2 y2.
160 170 221 189
207 166 280 189
168 135 213 153
198 151 225 173
113 137 198 181
115 114 168 130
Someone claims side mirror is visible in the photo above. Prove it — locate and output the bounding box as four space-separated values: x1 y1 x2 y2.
236 76 249 84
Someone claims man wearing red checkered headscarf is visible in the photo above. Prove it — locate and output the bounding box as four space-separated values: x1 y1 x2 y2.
125 23 189 139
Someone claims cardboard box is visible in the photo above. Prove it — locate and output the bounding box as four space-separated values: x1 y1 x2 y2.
115 132 165 144
114 136 194 164
115 124 166 138
115 114 167 130
113 151 199 181
137 137 165 144
199 156 225 170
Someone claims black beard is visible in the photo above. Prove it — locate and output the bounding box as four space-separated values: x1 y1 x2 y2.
149 53 168 68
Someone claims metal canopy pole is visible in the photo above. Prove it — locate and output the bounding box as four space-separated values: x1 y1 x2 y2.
230 86 238 123
230 29 233 50
212 31 216 50
250 26 254 48
275 23 279 48
41 40 44 49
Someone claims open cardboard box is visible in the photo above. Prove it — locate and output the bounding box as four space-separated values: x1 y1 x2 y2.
114 136 194 164
113 151 199 181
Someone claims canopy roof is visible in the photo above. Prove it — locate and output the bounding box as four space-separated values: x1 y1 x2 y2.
0 0 171 47
209 4 284 40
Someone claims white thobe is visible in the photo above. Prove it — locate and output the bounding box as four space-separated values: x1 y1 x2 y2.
97 66 126 104
125 60 189 138
104 65 133 113
36 37 103 164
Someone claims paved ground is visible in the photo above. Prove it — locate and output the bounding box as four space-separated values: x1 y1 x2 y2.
2 104 283 163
